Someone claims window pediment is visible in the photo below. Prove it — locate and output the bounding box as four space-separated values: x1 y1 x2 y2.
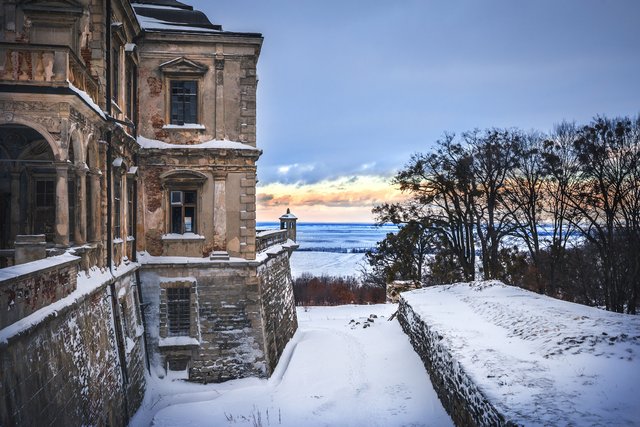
23 0 83 15
160 57 208 76
160 169 207 186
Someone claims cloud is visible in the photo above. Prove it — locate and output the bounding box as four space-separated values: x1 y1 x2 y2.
257 174 407 211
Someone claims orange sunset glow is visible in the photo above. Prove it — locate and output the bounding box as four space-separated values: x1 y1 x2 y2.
257 175 406 223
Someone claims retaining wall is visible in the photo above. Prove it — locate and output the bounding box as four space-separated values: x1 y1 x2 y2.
397 298 516 427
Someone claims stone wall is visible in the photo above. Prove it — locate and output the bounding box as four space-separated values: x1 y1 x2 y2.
397 298 514 427
141 261 267 383
0 255 79 329
257 249 298 373
140 245 298 383
0 270 146 427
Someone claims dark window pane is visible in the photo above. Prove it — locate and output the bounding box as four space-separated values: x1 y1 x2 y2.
170 80 198 124
184 191 196 204
171 206 182 234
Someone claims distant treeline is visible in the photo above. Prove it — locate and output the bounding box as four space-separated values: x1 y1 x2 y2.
293 273 386 306
365 116 640 314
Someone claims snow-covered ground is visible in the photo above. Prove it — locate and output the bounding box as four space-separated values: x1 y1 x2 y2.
130 305 453 427
402 282 640 426
290 251 365 278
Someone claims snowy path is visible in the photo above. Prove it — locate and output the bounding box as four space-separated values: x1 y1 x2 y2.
131 305 453 427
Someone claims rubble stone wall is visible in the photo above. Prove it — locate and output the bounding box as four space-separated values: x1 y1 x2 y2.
141 262 266 383
0 271 146 427
257 250 298 373
397 298 514 427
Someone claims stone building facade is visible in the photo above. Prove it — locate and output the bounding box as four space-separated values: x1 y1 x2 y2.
0 0 298 424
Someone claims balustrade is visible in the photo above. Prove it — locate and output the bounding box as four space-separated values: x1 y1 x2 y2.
0 43 100 105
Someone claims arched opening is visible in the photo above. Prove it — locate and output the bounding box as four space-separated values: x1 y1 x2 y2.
0 124 67 258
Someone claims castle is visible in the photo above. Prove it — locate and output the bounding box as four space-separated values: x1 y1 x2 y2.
0 1 298 425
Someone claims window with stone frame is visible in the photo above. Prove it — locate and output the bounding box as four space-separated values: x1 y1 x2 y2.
166 287 191 336
170 189 197 234
114 174 121 239
170 80 198 125
125 59 137 123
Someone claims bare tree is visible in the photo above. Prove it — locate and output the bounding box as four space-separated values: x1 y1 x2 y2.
467 129 521 280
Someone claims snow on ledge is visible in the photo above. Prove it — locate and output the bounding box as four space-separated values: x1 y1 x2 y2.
161 233 205 241
159 336 200 348
0 253 79 282
67 81 106 119
162 124 206 130
137 136 260 152
401 281 640 426
1 261 139 344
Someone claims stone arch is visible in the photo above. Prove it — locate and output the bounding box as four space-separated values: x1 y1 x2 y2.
0 123 61 249
0 117 64 161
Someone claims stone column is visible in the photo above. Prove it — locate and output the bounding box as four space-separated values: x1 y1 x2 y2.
214 51 225 139
89 171 101 242
213 172 227 252
75 164 88 245
9 170 21 243
54 163 69 247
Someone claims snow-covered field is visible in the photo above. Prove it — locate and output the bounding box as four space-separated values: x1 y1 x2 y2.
130 305 453 427
289 251 365 278
402 282 640 426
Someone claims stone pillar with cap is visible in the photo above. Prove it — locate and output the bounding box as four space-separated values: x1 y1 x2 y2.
279 208 297 242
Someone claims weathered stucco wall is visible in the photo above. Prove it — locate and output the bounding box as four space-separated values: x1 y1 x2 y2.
397 298 514 427
137 37 260 145
0 270 146 427
137 150 259 259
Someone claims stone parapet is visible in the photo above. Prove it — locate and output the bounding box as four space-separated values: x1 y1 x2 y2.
0 254 79 329
397 298 513 427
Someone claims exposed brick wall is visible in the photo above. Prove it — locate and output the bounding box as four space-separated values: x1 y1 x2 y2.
257 250 298 373
397 298 514 427
0 271 146 427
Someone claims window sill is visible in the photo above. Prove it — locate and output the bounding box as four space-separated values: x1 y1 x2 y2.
159 336 200 348
162 233 205 241
162 124 206 130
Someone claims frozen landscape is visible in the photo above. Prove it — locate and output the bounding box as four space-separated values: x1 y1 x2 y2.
131 304 453 427
401 282 640 426
257 222 398 278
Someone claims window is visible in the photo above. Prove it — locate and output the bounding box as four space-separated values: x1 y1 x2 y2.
114 175 121 239
34 179 55 240
170 190 196 234
127 179 134 237
112 46 120 103
170 80 197 125
125 60 137 123
167 287 190 336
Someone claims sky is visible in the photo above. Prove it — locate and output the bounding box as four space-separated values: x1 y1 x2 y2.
191 0 640 223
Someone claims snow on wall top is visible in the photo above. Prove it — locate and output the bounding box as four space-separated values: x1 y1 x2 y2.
137 135 261 153
401 281 640 426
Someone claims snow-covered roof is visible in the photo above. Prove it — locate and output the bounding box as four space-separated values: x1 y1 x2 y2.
132 1 222 33
279 208 297 220
402 281 640 426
